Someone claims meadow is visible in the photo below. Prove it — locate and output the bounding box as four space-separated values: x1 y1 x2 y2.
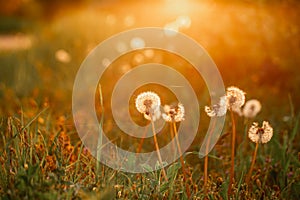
0 0 300 199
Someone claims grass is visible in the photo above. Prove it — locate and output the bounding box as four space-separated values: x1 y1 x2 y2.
0 96 299 199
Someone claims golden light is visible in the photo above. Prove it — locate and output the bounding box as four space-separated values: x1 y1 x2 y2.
164 0 195 14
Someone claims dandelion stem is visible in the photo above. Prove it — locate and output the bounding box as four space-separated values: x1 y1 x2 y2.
170 123 176 156
172 122 191 199
246 142 259 185
204 118 216 195
136 126 149 154
150 119 168 182
204 155 209 193
228 110 236 197
96 84 104 183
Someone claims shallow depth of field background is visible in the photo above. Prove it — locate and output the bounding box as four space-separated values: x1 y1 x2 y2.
1 0 299 149
0 0 299 199
1 0 300 110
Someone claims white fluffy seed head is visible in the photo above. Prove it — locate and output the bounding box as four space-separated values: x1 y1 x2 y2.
248 121 273 144
204 95 227 117
226 86 246 112
135 91 161 121
162 103 185 122
243 99 262 118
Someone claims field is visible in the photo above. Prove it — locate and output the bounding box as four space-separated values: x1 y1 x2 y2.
0 0 300 199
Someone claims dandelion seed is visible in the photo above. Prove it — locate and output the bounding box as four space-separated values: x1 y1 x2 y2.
162 103 185 122
226 86 246 112
135 91 161 121
248 121 273 144
205 96 227 117
243 99 262 118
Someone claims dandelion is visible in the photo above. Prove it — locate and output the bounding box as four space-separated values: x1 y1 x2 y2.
135 91 161 121
246 121 273 185
226 86 245 197
135 91 167 181
243 99 262 118
226 86 246 111
248 121 273 144
205 96 227 117
203 96 227 196
162 103 185 122
162 103 190 198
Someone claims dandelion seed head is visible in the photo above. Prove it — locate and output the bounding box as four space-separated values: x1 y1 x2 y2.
243 99 262 118
135 91 161 121
205 96 227 117
248 121 273 144
226 86 246 111
162 103 185 122
204 106 215 117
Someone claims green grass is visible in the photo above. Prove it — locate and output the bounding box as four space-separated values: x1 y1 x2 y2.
0 108 299 199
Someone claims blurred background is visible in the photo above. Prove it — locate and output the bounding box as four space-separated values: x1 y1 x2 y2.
0 0 299 121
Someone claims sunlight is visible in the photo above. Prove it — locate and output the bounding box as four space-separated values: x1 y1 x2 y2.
164 0 194 14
